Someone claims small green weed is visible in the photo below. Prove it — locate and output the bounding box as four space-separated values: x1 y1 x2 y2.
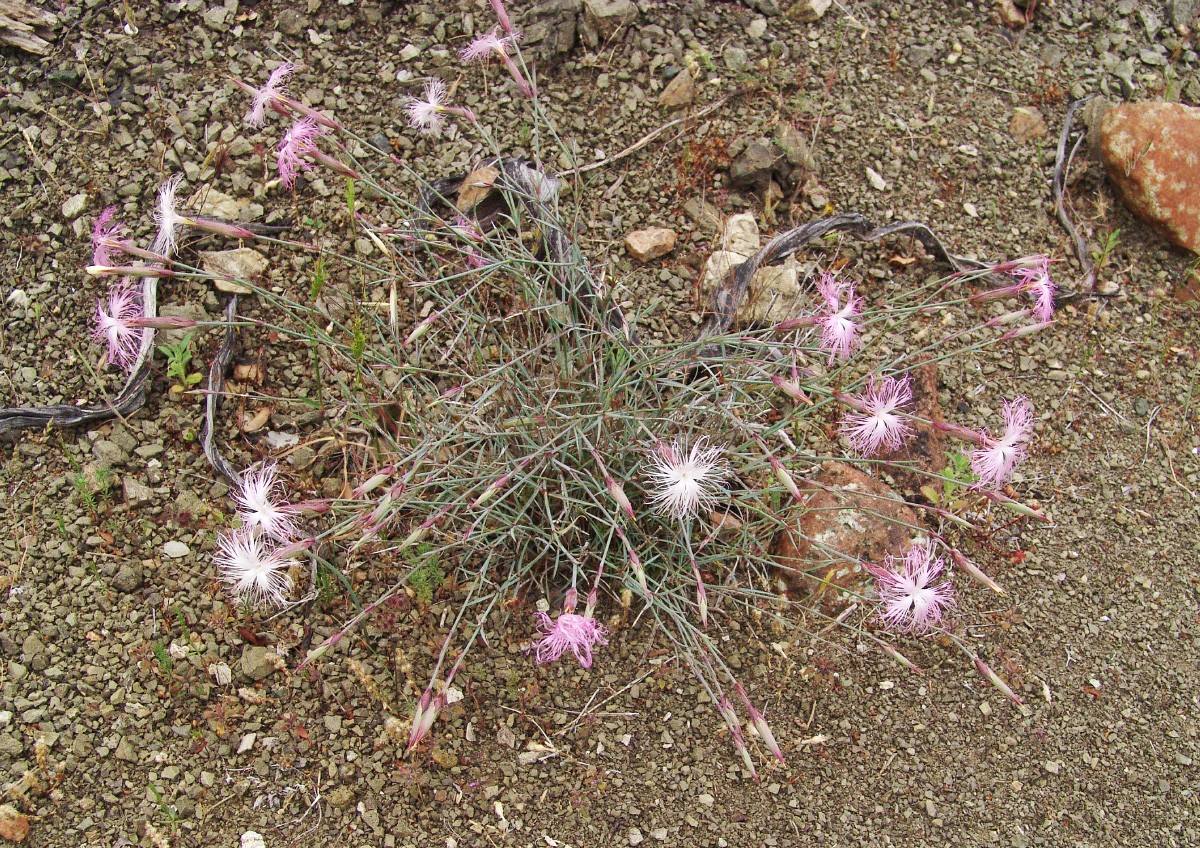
150 641 174 674
405 544 445 607
71 473 97 513
920 449 977 511
71 466 113 515
1092 228 1121 277
309 256 327 300
147 783 182 835
173 605 193 644
157 333 204 393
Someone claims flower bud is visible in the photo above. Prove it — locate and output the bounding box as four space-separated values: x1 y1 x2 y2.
771 375 811 405
973 657 1023 705
605 476 635 519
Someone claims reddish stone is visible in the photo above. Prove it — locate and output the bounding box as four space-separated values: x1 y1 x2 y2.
1008 107 1048 143
0 804 29 843
773 462 920 614
1099 102 1200 254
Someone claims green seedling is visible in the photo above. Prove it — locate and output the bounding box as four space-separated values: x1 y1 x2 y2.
920 449 977 512
157 333 203 393
405 544 445 608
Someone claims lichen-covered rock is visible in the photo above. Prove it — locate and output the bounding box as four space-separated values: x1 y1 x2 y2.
773 462 919 613
699 213 805 325
1099 101 1200 254
728 138 781 189
519 0 581 61
657 67 695 110
580 0 637 47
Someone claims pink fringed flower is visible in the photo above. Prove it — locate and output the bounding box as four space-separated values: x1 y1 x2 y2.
234 462 300 541
245 61 295 127
215 527 294 607
459 27 534 98
534 611 609 669
866 542 956 634
838 375 913 456
972 255 1057 323
92 282 143 370
405 77 449 133
1012 257 1056 323
276 117 325 188
816 272 862 361
970 397 1034 490
460 27 518 61
645 437 731 520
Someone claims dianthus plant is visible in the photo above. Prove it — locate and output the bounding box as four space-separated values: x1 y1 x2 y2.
82 2 1057 780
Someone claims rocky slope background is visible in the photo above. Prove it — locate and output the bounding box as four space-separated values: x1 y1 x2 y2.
1 1 1199 846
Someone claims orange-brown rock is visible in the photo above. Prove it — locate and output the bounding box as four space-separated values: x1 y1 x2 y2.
0 804 29 843
773 462 920 614
1099 102 1200 254
1008 106 1048 143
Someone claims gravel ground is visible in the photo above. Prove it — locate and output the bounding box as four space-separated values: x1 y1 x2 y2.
1 1 1199 847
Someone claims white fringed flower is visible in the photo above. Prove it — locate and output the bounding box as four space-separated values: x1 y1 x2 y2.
644 437 730 520
215 527 293 608
151 174 185 258
234 462 299 541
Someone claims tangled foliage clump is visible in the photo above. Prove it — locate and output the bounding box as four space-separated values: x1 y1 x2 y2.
2 2 1060 778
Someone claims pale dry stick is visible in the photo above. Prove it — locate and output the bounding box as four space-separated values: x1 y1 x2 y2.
200 296 242 485
0 0 58 54
498 705 562 762
1159 436 1200 500
1080 383 1132 428
283 776 324 848
555 668 653 738
558 88 747 178
830 0 872 30
1052 97 1098 292
1143 404 1163 462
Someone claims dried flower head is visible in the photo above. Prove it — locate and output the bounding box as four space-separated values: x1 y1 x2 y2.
151 175 185 258
91 206 126 267
533 611 609 669
215 527 294 608
234 462 300 541
866 542 956 634
246 61 295 127
816 272 862 362
644 437 731 520
839 375 913 456
92 282 143 370
405 77 448 134
970 396 1034 490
